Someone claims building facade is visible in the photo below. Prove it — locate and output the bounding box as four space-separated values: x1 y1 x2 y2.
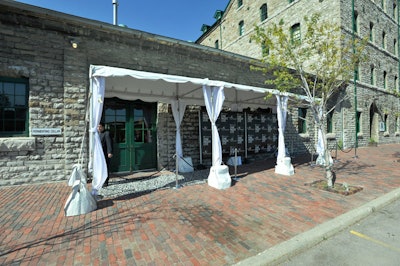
1 1 308 186
197 0 400 149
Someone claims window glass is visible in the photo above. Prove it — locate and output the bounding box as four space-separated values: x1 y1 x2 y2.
327 112 333 133
291 23 301 45
298 108 307 133
356 111 361 134
0 77 29 137
260 4 268 21
239 20 244 36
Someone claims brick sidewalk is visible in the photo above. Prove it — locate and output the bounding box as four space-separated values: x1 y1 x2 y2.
1 144 399 265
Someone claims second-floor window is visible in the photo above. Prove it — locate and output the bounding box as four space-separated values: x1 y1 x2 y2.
290 23 301 45
369 22 374 42
260 4 268 22
238 0 243 8
215 40 219 49
370 66 375 85
353 11 358 33
239 20 244 36
382 31 386 49
383 71 387 89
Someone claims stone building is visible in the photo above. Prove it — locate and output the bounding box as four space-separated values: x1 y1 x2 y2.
197 0 400 149
0 0 307 186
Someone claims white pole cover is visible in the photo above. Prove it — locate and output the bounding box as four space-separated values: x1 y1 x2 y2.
276 95 288 160
203 85 225 166
90 77 108 192
171 99 187 158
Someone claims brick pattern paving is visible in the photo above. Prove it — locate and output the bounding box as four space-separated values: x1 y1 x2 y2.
1 144 399 265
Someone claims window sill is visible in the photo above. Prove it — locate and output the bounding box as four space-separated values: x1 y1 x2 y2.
326 133 336 140
299 133 310 139
0 137 36 152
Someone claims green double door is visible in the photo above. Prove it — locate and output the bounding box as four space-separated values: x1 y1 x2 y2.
103 98 157 173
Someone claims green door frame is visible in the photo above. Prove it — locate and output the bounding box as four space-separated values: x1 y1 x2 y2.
103 98 157 173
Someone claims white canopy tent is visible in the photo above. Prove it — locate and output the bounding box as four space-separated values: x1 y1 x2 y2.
88 65 298 191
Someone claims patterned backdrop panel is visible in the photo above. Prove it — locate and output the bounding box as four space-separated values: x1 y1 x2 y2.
201 109 277 159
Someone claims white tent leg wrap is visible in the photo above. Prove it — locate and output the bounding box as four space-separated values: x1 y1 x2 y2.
275 157 294 176
207 165 231 189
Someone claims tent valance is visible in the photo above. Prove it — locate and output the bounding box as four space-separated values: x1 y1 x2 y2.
90 65 281 108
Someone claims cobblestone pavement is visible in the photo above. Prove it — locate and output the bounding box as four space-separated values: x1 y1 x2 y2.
1 144 399 265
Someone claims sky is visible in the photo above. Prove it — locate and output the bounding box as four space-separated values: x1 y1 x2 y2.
15 0 229 42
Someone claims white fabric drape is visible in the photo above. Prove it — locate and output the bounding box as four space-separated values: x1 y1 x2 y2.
276 95 288 160
316 128 324 155
202 85 225 166
171 99 187 158
89 77 108 193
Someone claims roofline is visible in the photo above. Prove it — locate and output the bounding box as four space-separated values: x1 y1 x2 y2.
195 0 234 43
1 0 258 64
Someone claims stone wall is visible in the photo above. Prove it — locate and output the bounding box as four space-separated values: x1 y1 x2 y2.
198 0 400 150
0 2 291 185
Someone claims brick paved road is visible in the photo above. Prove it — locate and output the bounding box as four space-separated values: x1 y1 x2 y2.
1 144 399 265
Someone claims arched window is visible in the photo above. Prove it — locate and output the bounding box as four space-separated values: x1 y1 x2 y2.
353 11 358 33
383 71 387 89
260 4 268 22
239 20 244 36
382 31 386 49
370 66 375 85
369 22 374 42
290 23 301 45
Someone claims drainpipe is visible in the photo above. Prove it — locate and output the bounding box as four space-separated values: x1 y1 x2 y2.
112 0 118 25
352 0 358 158
219 21 223 50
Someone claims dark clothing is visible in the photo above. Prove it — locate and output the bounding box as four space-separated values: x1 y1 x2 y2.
99 130 113 186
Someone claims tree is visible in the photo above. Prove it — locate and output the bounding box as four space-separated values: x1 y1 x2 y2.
251 13 367 187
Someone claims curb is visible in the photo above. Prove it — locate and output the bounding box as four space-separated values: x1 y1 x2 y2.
234 187 400 266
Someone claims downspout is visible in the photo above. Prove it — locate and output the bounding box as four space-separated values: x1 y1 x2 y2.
219 21 223 49
352 0 358 157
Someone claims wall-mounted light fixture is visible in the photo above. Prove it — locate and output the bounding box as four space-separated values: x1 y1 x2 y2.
68 36 81 49
70 39 79 49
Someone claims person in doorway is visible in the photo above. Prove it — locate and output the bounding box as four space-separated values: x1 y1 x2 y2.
98 122 113 187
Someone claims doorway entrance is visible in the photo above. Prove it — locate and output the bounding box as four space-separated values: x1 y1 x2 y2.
103 98 157 173
369 102 379 143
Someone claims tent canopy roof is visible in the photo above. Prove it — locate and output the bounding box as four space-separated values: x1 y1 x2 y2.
90 65 305 109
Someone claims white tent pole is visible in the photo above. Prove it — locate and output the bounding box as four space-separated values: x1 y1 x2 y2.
198 109 203 165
